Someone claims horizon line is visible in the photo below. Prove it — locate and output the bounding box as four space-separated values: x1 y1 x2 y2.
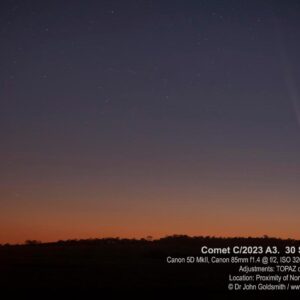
2 234 300 246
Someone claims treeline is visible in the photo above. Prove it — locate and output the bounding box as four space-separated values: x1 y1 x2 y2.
1 234 299 247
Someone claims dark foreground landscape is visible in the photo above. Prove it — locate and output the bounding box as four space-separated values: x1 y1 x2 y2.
1 235 300 290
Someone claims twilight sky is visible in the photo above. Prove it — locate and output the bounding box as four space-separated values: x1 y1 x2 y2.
1 0 300 243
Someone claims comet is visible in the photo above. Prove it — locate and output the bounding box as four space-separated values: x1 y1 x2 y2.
275 17 300 129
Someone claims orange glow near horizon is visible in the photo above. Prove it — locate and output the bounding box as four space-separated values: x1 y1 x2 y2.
2 186 300 244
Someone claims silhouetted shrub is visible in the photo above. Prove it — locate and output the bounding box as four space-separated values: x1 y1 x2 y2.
25 240 41 245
